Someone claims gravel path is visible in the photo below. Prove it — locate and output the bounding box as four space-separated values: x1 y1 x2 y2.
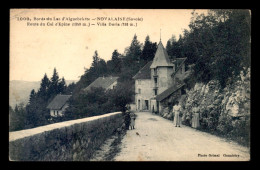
113 112 250 161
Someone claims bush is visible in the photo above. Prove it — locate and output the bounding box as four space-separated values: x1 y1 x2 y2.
63 81 134 121
216 113 233 136
229 116 250 146
9 104 27 131
108 82 135 113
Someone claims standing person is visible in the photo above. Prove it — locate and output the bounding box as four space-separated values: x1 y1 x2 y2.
173 101 181 127
124 106 131 130
129 112 136 130
192 103 200 129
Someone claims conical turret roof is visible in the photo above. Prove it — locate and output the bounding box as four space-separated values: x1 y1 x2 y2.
150 41 174 69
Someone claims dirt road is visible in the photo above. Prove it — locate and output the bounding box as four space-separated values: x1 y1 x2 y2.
112 112 250 161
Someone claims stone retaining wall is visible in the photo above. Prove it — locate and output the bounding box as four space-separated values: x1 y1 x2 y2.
9 112 123 161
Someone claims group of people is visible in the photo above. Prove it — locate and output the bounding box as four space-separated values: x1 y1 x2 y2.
124 106 136 130
123 102 200 130
172 101 200 129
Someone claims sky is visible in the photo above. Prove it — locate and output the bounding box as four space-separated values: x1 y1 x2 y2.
10 9 208 82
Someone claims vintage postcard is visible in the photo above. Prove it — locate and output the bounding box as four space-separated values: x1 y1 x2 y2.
9 9 250 161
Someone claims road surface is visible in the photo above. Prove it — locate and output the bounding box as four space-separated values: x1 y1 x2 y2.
93 111 250 161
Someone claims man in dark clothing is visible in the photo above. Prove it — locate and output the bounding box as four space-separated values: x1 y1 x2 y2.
124 111 131 130
122 105 131 130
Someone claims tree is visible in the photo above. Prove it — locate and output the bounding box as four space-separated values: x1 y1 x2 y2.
166 35 178 60
9 103 27 131
108 49 122 74
97 59 107 76
120 34 147 82
9 105 16 131
58 77 66 94
65 87 108 119
89 50 108 77
91 50 99 68
29 89 36 104
125 34 142 63
51 68 59 84
26 96 50 128
49 68 60 96
109 82 135 113
141 35 157 62
64 82 76 95
38 73 50 100
179 9 250 87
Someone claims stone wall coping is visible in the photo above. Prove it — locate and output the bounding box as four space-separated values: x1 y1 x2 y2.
9 112 121 142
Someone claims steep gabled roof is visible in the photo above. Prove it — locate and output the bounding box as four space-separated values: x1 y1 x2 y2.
155 84 185 102
150 41 174 69
84 76 119 92
133 61 153 79
47 94 71 110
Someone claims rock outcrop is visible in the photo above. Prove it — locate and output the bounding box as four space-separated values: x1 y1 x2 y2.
160 67 250 145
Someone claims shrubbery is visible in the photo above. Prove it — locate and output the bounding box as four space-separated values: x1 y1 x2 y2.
63 81 134 120
215 114 250 147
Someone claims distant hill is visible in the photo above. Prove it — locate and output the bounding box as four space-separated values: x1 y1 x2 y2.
9 80 77 108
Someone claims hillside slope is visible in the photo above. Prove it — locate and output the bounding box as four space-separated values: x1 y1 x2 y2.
9 80 77 108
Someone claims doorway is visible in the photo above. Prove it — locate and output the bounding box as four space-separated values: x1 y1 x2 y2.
156 101 159 113
145 100 149 110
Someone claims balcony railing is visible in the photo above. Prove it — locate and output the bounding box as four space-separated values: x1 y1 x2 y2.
153 86 158 89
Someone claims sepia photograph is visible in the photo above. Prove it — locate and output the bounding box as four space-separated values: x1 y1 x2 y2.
9 9 251 161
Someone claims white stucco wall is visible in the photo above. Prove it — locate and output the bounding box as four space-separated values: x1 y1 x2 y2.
50 103 69 117
135 79 153 111
50 110 55 117
156 67 174 94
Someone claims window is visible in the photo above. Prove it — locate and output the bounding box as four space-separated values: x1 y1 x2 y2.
138 80 141 85
138 88 141 94
154 68 157 75
154 89 157 95
154 78 157 84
